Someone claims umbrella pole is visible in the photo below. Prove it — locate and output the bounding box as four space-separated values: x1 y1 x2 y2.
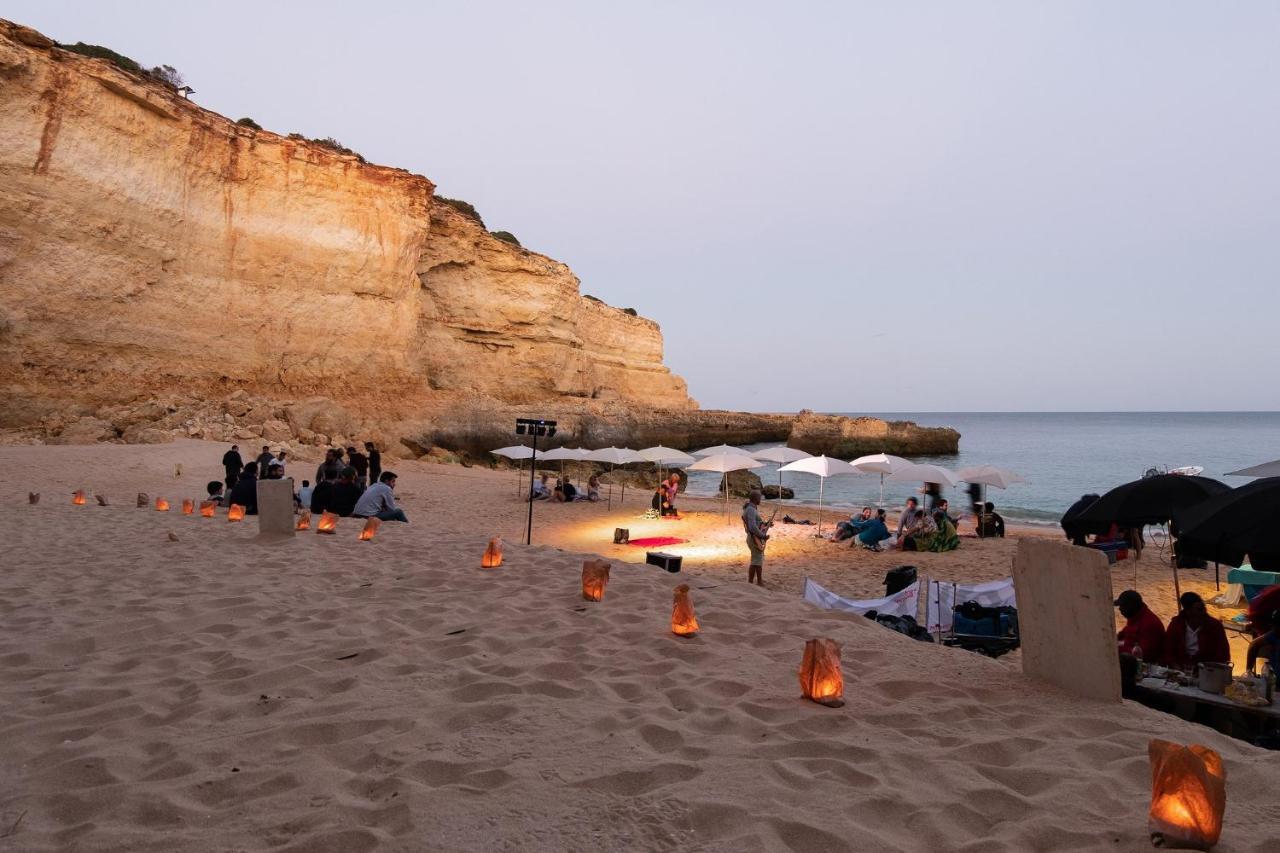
777 468 783 514
818 477 825 537
879 473 885 507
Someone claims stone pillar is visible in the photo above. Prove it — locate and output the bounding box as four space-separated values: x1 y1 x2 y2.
256 478 296 538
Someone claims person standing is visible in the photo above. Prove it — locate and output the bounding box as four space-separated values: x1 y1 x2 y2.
315 448 344 483
365 441 382 485
227 461 259 515
275 449 288 474
255 445 275 481
346 446 369 488
742 490 772 587
221 444 243 491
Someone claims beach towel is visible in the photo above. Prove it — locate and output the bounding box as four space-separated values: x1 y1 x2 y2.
626 537 688 548
802 577 920 619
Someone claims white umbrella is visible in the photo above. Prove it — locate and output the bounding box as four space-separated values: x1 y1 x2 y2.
850 453 914 506
692 443 754 457
491 445 535 497
778 455 861 536
957 465 1027 490
637 445 696 465
750 446 813 510
887 462 958 488
1226 459 1280 478
689 452 764 519
539 447 591 486
584 446 644 507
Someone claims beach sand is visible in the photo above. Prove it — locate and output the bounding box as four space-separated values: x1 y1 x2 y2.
3 439 1278 851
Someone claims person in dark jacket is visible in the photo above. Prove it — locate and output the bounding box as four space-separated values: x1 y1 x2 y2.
1115 590 1165 658
325 467 364 517
255 446 275 480
1159 592 1231 669
977 502 1006 538
310 478 333 514
315 448 344 483
365 442 382 484
346 446 369 487
222 444 243 491
226 461 259 514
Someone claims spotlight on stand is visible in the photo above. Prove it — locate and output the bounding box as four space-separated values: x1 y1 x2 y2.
516 418 558 545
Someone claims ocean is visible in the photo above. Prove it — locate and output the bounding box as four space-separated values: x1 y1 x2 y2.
682 412 1280 525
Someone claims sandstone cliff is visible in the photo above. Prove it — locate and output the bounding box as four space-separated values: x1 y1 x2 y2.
0 21 959 460
0 20 690 430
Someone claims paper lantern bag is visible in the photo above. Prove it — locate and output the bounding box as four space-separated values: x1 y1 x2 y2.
1148 739 1226 850
799 638 845 707
671 584 699 636
296 511 311 531
582 559 610 601
481 537 503 568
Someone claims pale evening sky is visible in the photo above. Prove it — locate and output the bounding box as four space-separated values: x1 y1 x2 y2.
8 1 1278 412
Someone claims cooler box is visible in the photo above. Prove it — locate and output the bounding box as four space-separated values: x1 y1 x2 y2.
1226 567 1280 601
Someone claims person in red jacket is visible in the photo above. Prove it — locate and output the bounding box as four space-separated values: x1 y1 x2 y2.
1115 590 1165 658
1159 592 1231 669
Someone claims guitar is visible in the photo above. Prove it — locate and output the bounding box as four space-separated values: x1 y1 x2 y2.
748 506 779 552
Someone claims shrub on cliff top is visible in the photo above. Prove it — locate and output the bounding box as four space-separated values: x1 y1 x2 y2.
436 197 485 228
490 230 521 247
236 117 262 130
59 43 189 90
310 137 366 163
622 308 639 316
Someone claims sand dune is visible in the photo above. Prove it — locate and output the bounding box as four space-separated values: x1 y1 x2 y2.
2 440 1278 851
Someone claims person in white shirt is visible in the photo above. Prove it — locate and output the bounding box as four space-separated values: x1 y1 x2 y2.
297 479 313 510
353 471 407 522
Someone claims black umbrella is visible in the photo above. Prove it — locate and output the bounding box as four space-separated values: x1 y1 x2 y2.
1173 477 1280 571
1073 474 1230 528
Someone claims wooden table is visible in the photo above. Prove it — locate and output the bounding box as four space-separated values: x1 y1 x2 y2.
1136 676 1280 741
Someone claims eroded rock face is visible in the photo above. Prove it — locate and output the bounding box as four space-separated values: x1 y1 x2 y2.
0 20 691 430
788 411 961 457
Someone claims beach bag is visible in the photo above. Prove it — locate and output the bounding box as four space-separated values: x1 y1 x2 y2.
953 601 1018 638
883 565 918 596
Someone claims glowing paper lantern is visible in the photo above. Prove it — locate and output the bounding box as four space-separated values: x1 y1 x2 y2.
358 518 380 541
582 559 610 602
72 490 86 505
227 503 246 522
137 492 149 508
155 497 170 512
799 638 845 707
1148 739 1226 850
200 501 216 518
296 511 311 531
181 499 194 515
481 537 503 568
316 511 338 534
671 584 699 637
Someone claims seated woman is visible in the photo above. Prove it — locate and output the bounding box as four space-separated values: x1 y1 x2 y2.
900 509 936 552
562 478 578 502
651 483 670 515
834 507 873 542
552 478 568 502
587 474 601 502
853 509 892 551
926 511 961 552
530 474 552 501
664 474 681 516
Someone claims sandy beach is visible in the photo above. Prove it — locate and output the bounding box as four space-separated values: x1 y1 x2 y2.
3 439 1279 852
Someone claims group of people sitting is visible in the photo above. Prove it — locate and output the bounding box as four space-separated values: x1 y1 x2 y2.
652 474 681 517
529 473 602 503
833 495 981 553
214 443 406 522
1116 588 1280 675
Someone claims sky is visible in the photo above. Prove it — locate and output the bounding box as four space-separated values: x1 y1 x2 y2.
9 1 1279 412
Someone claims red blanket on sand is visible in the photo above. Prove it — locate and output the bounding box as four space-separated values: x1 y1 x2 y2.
626 537 688 548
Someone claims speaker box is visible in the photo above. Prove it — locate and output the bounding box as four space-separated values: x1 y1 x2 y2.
646 551 682 573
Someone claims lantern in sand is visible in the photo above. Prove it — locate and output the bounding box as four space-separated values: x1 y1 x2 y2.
137 492 149 508
1148 739 1225 850
582 559 610 601
799 638 845 707
481 537 503 568
316 511 338 534
181 498 194 515
227 503 246 522
72 490 86 505
358 518 380 541
200 501 216 518
671 584 699 637
155 497 170 512
29 492 40 505
96 494 109 506
296 511 311 531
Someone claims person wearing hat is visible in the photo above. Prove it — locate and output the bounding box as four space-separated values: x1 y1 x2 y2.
1159 591 1231 669
1115 590 1165 659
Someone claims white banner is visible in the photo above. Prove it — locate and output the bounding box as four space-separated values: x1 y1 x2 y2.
802 577 920 619
924 578 1016 634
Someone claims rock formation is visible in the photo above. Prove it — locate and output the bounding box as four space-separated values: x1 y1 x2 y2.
0 20 959 459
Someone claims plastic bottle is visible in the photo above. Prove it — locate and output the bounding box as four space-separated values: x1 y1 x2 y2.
1132 645 1144 679
1264 662 1275 704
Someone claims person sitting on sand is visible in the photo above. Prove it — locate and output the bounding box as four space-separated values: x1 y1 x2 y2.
853 508 892 551
264 459 285 480
1114 590 1164 659
296 479 313 510
1159 592 1231 669
925 510 960 552
353 471 408 522
325 467 364 517
936 498 958 528
587 474 601 502
894 497 919 541
206 480 226 506
976 502 1005 538
227 461 259 515
528 473 551 501
309 477 333 514
664 474 681 514
833 507 874 542
652 482 676 516
900 508 934 551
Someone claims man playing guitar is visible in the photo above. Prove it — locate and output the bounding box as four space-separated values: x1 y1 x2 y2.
742 490 776 586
